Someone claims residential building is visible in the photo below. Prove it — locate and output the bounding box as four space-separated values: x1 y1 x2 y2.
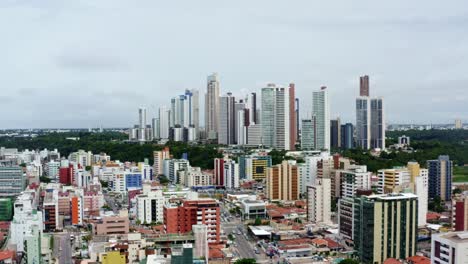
298 152 330 194
214 157 226 186
93 212 130 235
179 167 212 187
370 98 385 149
165 159 189 184
337 165 372 240
330 118 341 149
377 167 411 194
224 159 239 189
164 199 220 243
0 166 24 197
428 155 453 201
266 161 299 201
205 73 220 140
153 148 170 176
452 193 468 231
25 225 42 264
238 155 272 180
46 160 60 179
340 123 354 149
69 149 93 167
354 193 418 264
431 231 468 264
193 225 208 262
312 86 330 150
408 162 429 227
136 184 165 224
307 178 331 224
301 118 316 150
43 189 59 231
261 83 293 150
288 83 297 150
10 191 43 252
246 123 263 146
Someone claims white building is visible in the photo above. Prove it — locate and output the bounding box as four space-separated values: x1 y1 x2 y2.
10 191 43 252
312 86 330 150
431 232 468 264
415 169 429 227
307 178 331 224
47 160 60 179
180 167 212 187
299 152 330 194
218 93 236 145
159 106 170 139
193 225 208 262
205 73 220 140
377 167 411 194
69 150 93 167
136 185 165 224
224 160 239 189
261 83 292 150
165 159 190 183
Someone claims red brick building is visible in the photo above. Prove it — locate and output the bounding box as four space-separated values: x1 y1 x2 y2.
164 199 220 243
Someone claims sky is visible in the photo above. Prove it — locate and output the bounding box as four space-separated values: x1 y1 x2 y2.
0 0 467 128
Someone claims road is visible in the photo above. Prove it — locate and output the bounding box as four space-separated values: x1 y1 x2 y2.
53 233 72 264
220 202 269 262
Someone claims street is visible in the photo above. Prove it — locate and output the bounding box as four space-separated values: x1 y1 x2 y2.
53 233 72 264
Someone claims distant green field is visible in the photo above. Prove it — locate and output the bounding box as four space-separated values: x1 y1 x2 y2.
453 166 468 182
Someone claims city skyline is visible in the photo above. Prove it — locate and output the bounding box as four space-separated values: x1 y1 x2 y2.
0 1 467 128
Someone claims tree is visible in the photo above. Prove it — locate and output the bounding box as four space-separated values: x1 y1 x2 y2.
234 258 256 264
40 176 51 183
339 259 360 264
254 217 262 226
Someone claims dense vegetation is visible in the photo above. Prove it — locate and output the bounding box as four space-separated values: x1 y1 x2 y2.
342 129 468 172
0 132 222 169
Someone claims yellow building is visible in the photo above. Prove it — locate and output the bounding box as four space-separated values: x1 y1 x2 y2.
407 161 420 184
102 251 125 264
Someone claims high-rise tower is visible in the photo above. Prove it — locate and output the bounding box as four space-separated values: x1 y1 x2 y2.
205 73 220 140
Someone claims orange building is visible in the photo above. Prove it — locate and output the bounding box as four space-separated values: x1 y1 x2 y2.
266 161 299 201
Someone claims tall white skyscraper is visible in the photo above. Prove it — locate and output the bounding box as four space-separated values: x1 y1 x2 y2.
307 178 331 224
158 106 170 139
218 93 236 145
261 83 291 150
205 73 220 140
356 75 385 150
312 87 330 150
301 118 316 150
138 107 147 141
169 89 199 142
152 118 160 139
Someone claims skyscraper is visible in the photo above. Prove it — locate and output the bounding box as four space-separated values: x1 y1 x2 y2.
370 98 385 149
218 93 236 145
261 84 291 150
248 92 257 124
359 75 369 96
158 106 170 139
205 73 220 140
138 107 147 141
355 75 385 150
289 83 297 150
340 123 354 149
427 155 453 201
330 118 341 149
312 86 330 150
354 193 418 264
301 118 316 150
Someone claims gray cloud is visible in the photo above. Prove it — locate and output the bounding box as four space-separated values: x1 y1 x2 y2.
0 0 467 128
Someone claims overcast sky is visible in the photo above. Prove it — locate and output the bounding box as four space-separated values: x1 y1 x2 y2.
0 0 467 128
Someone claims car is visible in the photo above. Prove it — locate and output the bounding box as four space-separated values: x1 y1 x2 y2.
254 249 260 254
